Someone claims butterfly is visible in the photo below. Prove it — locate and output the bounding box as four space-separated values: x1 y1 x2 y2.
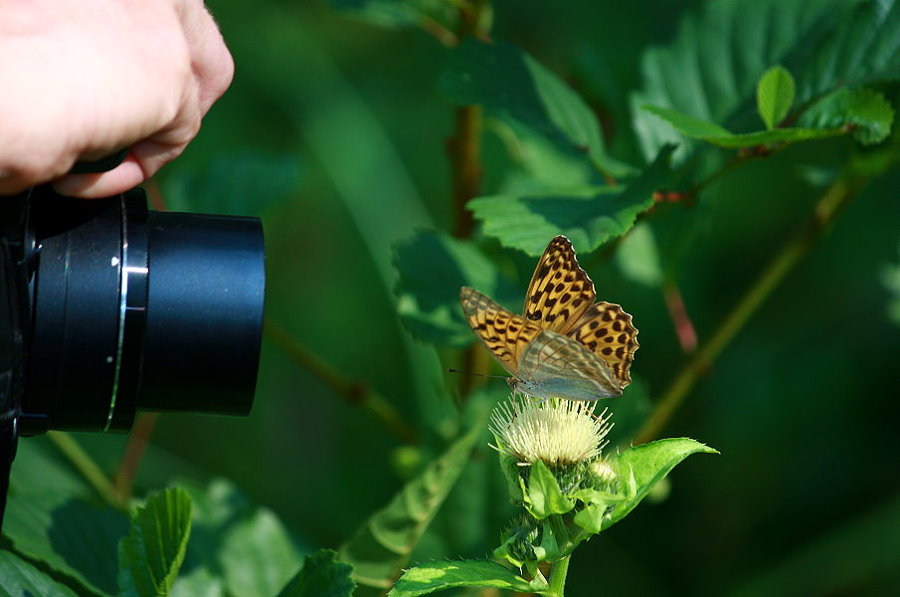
460 236 638 401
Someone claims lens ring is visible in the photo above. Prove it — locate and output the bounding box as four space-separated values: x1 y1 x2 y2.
104 192 148 431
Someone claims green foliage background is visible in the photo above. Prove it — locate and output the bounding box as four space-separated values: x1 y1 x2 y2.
6 0 900 594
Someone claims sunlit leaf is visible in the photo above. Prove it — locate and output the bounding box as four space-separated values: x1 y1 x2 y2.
339 424 484 590
630 0 900 162
389 560 544 596
118 488 193 597
603 438 718 531
469 145 675 256
523 460 574 520
642 104 844 148
757 66 796 130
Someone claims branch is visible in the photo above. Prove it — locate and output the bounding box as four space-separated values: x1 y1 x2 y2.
635 171 869 444
48 432 122 509
265 319 419 444
113 413 159 504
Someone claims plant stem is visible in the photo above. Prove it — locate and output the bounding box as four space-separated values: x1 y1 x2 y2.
264 318 419 444
635 172 867 444
449 105 483 238
113 412 159 504
448 0 490 239
548 554 571 597
47 431 122 509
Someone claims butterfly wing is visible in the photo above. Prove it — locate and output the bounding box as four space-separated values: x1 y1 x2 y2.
460 287 542 376
569 302 639 388
516 330 622 400
523 236 596 334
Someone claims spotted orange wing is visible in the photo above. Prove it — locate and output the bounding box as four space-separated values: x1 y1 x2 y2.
460 286 542 376
569 302 639 388
523 236 595 334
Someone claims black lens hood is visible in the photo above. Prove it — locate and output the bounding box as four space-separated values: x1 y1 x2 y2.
22 188 265 433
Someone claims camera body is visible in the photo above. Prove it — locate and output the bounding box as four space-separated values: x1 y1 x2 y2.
0 184 265 522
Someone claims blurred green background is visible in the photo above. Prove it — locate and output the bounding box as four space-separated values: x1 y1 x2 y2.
35 0 900 594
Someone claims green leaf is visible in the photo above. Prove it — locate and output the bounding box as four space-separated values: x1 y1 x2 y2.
5 492 128 596
219 509 303 597
523 461 575 520
469 145 675 256
573 503 608 535
757 66 796 130
276 550 355 597
0 550 80 597
394 231 514 346
800 87 896 145
630 0 900 162
388 560 546 597
642 104 845 148
603 438 718 531
162 152 301 216
118 488 193 597
339 423 484 590
442 39 636 179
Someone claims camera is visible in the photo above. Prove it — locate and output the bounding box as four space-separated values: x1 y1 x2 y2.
0 180 265 524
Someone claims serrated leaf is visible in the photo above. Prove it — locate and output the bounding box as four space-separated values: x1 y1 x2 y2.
757 66 796 130
642 104 845 148
800 87 895 145
5 492 128 596
602 438 718 531
339 424 484 590
469 145 675 256
0 550 80 597
388 560 545 597
524 461 575 520
118 488 193 597
630 0 900 163
442 39 636 179
219 509 303 597
394 231 515 345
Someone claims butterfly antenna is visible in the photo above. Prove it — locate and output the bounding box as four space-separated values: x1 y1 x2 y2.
447 368 507 380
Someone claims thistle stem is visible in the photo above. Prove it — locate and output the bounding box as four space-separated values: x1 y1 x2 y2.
548 554 571 596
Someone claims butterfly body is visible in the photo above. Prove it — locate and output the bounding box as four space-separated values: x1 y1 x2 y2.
460 236 638 401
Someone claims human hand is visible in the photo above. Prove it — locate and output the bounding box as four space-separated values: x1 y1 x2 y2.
0 0 233 198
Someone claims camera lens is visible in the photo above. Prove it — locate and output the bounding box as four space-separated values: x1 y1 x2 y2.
20 187 265 434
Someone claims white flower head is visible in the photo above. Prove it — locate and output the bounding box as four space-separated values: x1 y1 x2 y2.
489 394 613 466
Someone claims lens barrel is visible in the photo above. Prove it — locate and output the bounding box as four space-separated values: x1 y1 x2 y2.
21 188 264 434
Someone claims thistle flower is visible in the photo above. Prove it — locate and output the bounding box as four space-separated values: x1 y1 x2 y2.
489 394 613 467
